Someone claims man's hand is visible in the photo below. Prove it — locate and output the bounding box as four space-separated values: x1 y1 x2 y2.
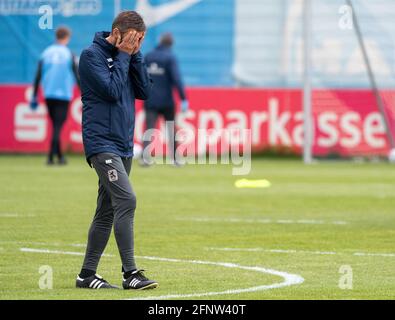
130 31 145 55
181 100 189 113
115 30 139 55
116 30 145 55
30 96 38 111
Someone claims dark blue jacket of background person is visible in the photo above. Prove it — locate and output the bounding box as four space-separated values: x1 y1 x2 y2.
144 45 186 110
79 31 151 163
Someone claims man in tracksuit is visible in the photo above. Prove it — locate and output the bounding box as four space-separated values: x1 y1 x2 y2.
76 11 158 290
142 33 189 166
31 26 80 165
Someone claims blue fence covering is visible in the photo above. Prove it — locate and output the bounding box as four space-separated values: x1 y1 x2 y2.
0 0 394 88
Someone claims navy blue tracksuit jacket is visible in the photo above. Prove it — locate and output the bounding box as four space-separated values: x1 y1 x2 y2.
79 32 151 162
144 45 186 110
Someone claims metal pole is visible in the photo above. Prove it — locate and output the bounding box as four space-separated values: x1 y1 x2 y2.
346 0 395 148
303 0 313 164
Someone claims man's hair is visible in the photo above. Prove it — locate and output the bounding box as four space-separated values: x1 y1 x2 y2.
56 26 71 40
112 11 146 33
159 32 173 47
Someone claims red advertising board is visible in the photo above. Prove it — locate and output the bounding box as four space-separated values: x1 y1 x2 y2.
0 85 393 156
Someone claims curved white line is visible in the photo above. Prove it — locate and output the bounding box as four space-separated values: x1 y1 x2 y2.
127 255 304 300
18 247 304 299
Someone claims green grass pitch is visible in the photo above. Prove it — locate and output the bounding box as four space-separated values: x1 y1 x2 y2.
0 155 394 299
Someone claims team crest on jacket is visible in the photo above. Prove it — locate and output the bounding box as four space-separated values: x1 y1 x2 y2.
108 169 118 182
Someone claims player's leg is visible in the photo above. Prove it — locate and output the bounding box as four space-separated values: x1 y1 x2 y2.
53 100 69 164
76 178 118 289
81 181 114 272
163 107 177 164
120 156 158 290
141 108 159 166
45 99 56 165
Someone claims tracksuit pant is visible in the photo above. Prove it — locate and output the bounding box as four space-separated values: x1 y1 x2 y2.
143 107 176 162
45 98 69 161
81 152 137 273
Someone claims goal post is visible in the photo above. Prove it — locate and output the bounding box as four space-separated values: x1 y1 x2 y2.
303 0 313 164
346 0 395 150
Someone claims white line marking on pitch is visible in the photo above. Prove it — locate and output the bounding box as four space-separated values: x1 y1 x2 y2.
19 248 113 257
18 247 304 300
207 247 395 258
0 213 36 218
177 217 348 225
127 256 304 300
1 241 87 248
353 252 395 257
70 243 87 248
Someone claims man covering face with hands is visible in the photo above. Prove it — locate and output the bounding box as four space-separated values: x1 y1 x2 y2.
77 11 158 291
114 29 145 55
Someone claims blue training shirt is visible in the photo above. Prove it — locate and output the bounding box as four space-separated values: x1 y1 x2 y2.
40 44 75 101
144 45 186 110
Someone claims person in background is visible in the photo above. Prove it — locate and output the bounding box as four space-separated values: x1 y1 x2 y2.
142 32 189 166
31 26 80 165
